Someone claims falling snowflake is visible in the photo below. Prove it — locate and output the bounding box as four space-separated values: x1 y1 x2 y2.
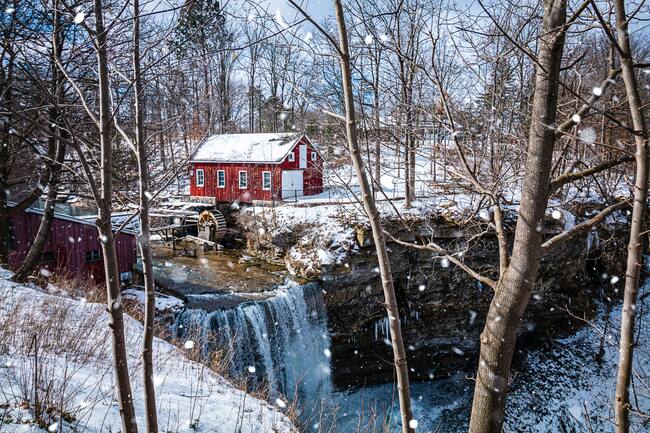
274 10 288 29
592 86 603 96
571 114 581 124
73 12 85 24
409 419 419 429
184 340 195 349
247 365 256 373
48 423 59 432
579 127 597 145
323 348 331 358
112 295 122 310
440 257 449 268
552 210 562 220
364 34 373 45
611 276 620 284
275 398 287 408
304 31 313 43
379 34 389 42
418 284 426 292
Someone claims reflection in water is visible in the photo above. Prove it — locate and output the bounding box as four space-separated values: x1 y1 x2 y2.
149 243 287 296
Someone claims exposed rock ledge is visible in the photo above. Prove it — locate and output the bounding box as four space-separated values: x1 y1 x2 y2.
239 203 628 389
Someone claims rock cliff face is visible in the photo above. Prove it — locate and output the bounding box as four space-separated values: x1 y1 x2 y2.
239 210 628 390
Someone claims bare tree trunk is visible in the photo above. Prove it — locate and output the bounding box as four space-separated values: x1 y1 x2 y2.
12 2 65 283
12 140 64 283
613 0 649 430
95 1 138 432
133 1 158 431
468 1 568 431
373 80 381 199
333 1 415 431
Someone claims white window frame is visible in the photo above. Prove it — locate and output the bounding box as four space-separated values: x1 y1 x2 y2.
217 170 226 188
287 152 295 162
311 151 318 161
262 171 272 190
196 169 205 187
238 170 248 189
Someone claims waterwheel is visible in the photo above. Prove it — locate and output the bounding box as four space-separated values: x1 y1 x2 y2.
197 210 227 243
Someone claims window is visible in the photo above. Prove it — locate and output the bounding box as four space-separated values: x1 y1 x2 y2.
287 152 295 162
262 171 272 190
311 151 318 161
217 170 226 188
85 250 101 263
196 169 205 187
239 171 248 189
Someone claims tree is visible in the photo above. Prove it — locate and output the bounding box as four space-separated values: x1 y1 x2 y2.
55 0 139 430
11 0 66 283
173 0 233 134
610 0 649 430
133 0 158 430
288 0 416 431
0 0 54 266
467 1 574 430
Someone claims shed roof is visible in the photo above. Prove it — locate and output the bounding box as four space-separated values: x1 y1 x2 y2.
8 201 138 236
190 133 306 164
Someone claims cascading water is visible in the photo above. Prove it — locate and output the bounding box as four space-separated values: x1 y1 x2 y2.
172 281 331 402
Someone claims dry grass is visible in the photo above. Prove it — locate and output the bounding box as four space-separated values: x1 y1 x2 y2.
0 283 111 431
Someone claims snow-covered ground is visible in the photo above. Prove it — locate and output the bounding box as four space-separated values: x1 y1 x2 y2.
247 193 481 273
0 268 297 433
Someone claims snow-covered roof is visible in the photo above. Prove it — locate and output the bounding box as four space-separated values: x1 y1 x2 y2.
191 133 306 164
7 201 138 236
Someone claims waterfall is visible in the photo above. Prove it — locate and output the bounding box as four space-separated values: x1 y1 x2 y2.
172 281 331 402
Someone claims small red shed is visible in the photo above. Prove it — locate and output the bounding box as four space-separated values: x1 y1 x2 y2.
8 205 138 283
189 133 323 203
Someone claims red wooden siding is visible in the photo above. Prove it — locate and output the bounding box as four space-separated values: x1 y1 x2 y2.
8 210 137 282
189 135 323 202
190 162 282 202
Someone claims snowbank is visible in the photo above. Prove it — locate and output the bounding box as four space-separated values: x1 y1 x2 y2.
243 194 486 276
0 268 297 433
122 287 185 313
